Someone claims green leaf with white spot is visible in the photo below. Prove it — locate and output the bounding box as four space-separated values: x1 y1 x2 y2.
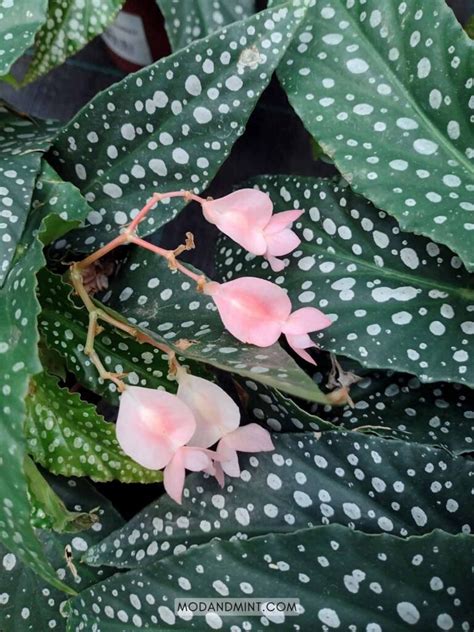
277 0 474 270
71 526 473 631
25 372 164 483
37 268 208 405
101 246 329 402
0 474 124 632
0 0 47 76
48 1 310 253
216 176 474 385
23 0 124 84
157 0 255 50
315 359 474 455
85 431 472 569
0 108 58 286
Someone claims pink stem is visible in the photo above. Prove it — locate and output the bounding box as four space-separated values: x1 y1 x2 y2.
128 190 208 231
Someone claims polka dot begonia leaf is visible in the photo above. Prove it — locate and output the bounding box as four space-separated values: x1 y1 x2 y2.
101 245 329 402
277 0 474 270
314 359 474 456
157 0 255 51
0 108 59 286
25 372 165 484
85 431 473 570
23 0 124 84
0 238 72 594
0 474 124 632
48 1 311 253
37 268 210 405
215 176 474 385
0 0 47 76
71 526 473 631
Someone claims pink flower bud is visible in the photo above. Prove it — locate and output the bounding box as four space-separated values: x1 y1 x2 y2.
204 277 292 346
116 386 196 470
282 307 332 364
201 189 273 255
262 209 303 271
176 369 240 448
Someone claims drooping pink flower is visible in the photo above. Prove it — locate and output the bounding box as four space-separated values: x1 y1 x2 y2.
282 307 332 365
164 446 217 504
204 277 292 347
201 189 273 255
116 386 196 470
262 210 303 271
215 424 274 479
176 369 241 448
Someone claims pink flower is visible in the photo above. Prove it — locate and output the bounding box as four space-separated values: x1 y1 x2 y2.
116 386 196 470
214 424 274 480
204 277 292 347
176 369 240 448
163 446 217 504
262 210 303 271
282 307 332 365
201 189 273 255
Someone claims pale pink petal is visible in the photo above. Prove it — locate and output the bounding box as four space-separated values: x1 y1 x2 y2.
201 189 273 255
213 462 226 487
264 210 304 236
164 447 216 504
116 387 196 470
216 424 274 477
286 333 317 365
264 228 301 257
204 278 291 347
282 307 332 335
177 371 241 448
266 255 286 272
216 439 241 477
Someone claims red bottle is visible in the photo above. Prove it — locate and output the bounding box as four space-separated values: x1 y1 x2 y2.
102 0 171 73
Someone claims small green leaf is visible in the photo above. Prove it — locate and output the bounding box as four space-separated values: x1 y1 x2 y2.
0 0 47 76
157 0 255 50
23 0 124 83
278 0 474 270
71 526 473 631
216 176 474 385
49 2 310 253
25 457 96 533
25 372 164 483
0 108 58 286
0 474 124 632
85 431 472 569
102 246 329 402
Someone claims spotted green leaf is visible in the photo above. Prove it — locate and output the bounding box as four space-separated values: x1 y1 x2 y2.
71 526 473 631
0 474 123 632
216 176 474 385
0 108 58 286
315 359 474 455
0 0 47 76
85 431 472 569
101 246 329 402
25 372 164 484
49 1 310 253
23 0 124 84
157 0 255 50
37 268 203 405
278 0 474 270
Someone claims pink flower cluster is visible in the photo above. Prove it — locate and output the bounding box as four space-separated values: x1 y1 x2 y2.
116 369 273 504
201 189 303 272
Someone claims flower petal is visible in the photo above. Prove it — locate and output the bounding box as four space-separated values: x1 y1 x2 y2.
286 333 318 365
282 307 332 335
163 450 186 504
116 387 196 470
177 372 241 448
264 209 303 236
266 255 286 272
264 228 301 257
205 278 291 346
